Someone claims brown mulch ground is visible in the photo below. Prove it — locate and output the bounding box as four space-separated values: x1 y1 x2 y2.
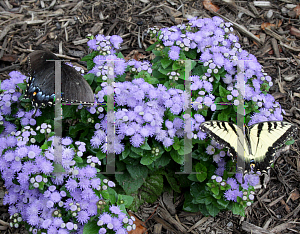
0 0 300 233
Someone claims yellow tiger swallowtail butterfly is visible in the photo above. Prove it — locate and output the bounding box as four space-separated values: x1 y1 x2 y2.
199 120 297 173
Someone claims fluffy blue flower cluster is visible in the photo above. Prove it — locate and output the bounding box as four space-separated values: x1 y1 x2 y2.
0 72 135 233
84 16 285 206
147 16 283 125
0 15 289 226
90 78 193 152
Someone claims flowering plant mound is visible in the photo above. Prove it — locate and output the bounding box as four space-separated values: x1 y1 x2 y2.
0 16 294 233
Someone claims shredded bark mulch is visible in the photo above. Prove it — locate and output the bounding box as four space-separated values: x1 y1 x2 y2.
0 0 300 233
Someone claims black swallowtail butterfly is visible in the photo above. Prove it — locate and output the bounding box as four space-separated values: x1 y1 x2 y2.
24 50 95 117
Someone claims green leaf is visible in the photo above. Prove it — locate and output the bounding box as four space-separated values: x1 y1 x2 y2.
62 105 77 118
178 138 192 155
206 203 220 217
286 138 295 145
121 146 130 160
161 57 173 69
183 192 200 212
140 155 154 165
153 50 162 56
170 149 184 164
117 52 125 59
126 164 148 180
175 84 184 91
73 156 83 163
115 172 144 195
101 189 110 200
108 188 117 204
86 60 96 71
154 153 171 169
158 67 173 75
195 163 207 182
117 194 133 208
140 174 163 203
231 203 245 216
128 151 141 159
81 52 97 61
172 62 181 70
164 173 181 193
211 186 219 195
69 123 88 138
146 42 159 51
83 218 99 234
129 194 145 212
96 150 106 160
84 73 95 85
131 146 145 156
172 137 180 150
217 199 229 209
219 85 228 97
217 111 230 121
17 83 26 90
192 64 205 77
140 139 151 150
184 49 197 59
115 171 145 194
34 132 45 143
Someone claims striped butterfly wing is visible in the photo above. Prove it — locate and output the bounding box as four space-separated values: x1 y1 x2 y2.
199 121 250 160
246 121 297 172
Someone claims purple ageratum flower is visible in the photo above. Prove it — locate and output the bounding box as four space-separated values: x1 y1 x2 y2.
224 189 243 202
90 178 101 189
226 178 239 190
170 103 182 115
66 222 74 230
99 228 107 234
4 150 15 162
168 46 181 60
111 217 123 231
28 144 42 157
110 35 123 49
173 118 183 129
35 156 54 174
77 210 90 224
65 178 78 192
81 187 95 199
109 205 121 215
233 100 239 106
130 133 144 148
87 39 98 50
215 176 223 183
114 59 127 76
78 178 90 190
163 137 174 147
50 191 62 203
62 137 73 146
206 145 215 155
100 212 112 224
62 146 75 159
244 173 260 186
203 81 213 93
108 181 115 187
116 228 128 234
83 166 97 178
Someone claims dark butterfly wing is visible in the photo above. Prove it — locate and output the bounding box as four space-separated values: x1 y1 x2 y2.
61 63 94 103
24 50 95 116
